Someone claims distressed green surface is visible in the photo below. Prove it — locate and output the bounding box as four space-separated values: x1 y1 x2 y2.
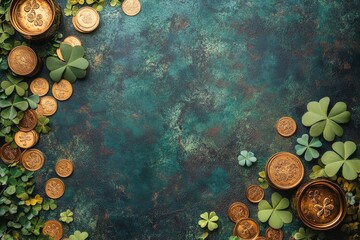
32 0 360 239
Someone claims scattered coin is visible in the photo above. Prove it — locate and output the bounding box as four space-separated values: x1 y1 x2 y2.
246 185 265 203
276 116 297 137
14 131 37 149
55 159 74 177
73 7 100 33
42 220 63 240
52 79 73 101
21 148 45 171
35 104 45 116
233 218 260 240
30 77 49 96
8 46 38 76
63 36 82 46
45 178 65 199
39 96 58 116
1 143 22 165
56 48 64 61
228 202 250 223
18 110 38 132
122 0 141 16
266 152 304 190
265 227 283 240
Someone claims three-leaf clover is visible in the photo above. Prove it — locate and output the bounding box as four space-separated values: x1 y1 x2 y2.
258 192 293 229
60 209 73 223
0 95 28 119
292 227 316 240
295 134 322 161
1 74 28 96
35 116 51 134
0 23 15 44
46 44 89 82
301 97 350 142
238 150 257 167
42 199 57 211
321 141 360 180
198 211 219 231
69 230 89 240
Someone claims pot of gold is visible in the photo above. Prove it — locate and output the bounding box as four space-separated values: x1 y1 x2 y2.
10 0 61 41
292 179 347 230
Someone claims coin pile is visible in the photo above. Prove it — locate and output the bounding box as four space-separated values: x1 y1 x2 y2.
13 109 40 150
72 7 100 33
276 116 297 137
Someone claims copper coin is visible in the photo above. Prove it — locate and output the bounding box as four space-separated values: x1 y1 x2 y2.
246 185 265 203
39 96 58 116
266 152 304 190
45 178 65 199
52 79 73 101
228 202 250 223
265 227 283 240
1 143 21 164
21 148 45 171
30 77 49 96
74 7 100 33
72 17 86 33
55 159 74 177
42 220 63 240
276 117 297 137
14 131 36 149
122 0 141 16
63 36 82 46
35 104 45 116
18 110 38 132
233 218 260 240
8 46 38 76
56 48 64 61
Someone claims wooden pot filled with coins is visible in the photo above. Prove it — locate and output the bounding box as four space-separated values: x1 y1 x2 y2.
10 0 61 41
292 179 347 230
7 45 42 77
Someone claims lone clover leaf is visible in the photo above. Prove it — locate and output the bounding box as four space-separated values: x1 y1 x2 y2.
198 211 219 231
301 97 350 142
35 116 51 134
1 74 28 96
321 141 360 180
69 230 89 240
0 95 28 119
42 199 57 211
46 44 89 83
238 150 257 167
257 192 293 229
295 134 322 161
60 209 73 223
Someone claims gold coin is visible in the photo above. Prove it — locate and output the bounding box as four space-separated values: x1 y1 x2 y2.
228 202 250 223
18 110 38 132
246 185 265 203
30 78 49 96
122 0 141 16
74 7 100 33
1 143 22 165
45 178 65 199
42 220 63 240
21 148 45 171
276 116 297 137
56 48 64 61
63 36 82 46
52 80 73 101
32 130 39 145
55 159 74 178
35 104 45 116
72 17 86 33
8 46 38 76
266 152 304 190
14 131 36 149
265 227 283 240
39 96 58 116
233 218 260 240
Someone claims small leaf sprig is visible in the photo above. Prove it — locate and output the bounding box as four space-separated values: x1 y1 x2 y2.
198 211 219 231
295 134 322 161
64 0 121 16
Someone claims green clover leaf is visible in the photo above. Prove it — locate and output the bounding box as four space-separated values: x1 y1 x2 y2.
295 134 322 161
301 97 351 142
0 95 29 119
42 199 57 211
1 74 28 96
60 209 73 223
35 116 51 134
198 211 219 231
69 230 89 240
238 150 257 167
258 192 293 229
321 141 360 180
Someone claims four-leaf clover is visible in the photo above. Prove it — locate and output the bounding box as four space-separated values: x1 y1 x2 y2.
295 134 322 161
198 211 219 231
238 150 257 167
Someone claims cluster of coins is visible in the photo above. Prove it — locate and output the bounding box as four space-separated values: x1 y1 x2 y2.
72 6 100 33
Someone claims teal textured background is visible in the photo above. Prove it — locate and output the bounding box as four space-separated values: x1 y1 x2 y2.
29 0 360 239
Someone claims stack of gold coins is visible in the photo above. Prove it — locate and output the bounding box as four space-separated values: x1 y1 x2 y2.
8 46 42 77
72 7 100 33
14 130 39 149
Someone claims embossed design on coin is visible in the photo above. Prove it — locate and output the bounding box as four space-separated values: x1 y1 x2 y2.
21 149 45 171
14 131 36 149
73 7 100 33
55 159 74 178
18 110 38 131
276 116 297 137
52 79 73 101
314 197 334 218
30 77 49 96
266 152 304 189
122 0 141 16
246 185 264 203
45 178 65 199
1 143 22 164
265 227 283 240
42 220 63 240
228 202 249 223
8 46 37 76
39 96 58 116
233 218 259 240
63 36 82 46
